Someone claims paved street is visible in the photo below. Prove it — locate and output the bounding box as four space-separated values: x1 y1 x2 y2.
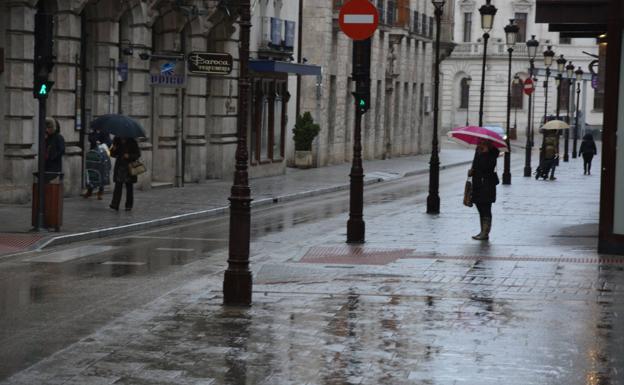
1 150 620 385
0 142 474 256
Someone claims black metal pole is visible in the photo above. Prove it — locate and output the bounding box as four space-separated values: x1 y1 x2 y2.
36 98 46 230
466 89 470 126
223 0 252 306
573 81 581 158
426 6 442 214
502 47 513 185
478 32 490 127
347 38 371 242
524 60 534 177
544 68 550 122
563 79 570 162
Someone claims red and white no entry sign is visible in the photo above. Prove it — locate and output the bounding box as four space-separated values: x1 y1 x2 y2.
523 78 535 95
339 0 379 40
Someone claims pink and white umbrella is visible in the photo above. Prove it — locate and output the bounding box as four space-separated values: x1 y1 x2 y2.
447 126 509 152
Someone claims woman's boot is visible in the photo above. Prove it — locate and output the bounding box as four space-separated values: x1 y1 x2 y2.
472 217 485 240
481 217 492 240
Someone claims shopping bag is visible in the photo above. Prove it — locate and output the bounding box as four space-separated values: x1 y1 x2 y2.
463 177 473 207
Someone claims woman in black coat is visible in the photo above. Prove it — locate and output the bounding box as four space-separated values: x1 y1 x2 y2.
44 118 65 182
469 139 500 241
109 137 140 211
579 133 597 175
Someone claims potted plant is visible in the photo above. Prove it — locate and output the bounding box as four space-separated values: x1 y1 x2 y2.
292 112 320 168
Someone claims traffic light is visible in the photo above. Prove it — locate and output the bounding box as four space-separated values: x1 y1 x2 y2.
353 90 370 114
352 39 371 114
34 13 55 98
34 79 54 98
34 13 55 78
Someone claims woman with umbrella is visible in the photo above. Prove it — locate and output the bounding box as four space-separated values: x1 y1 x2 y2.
448 126 504 241
90 115 145 211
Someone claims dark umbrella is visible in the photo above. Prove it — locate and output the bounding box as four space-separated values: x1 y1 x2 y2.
91 114 146 138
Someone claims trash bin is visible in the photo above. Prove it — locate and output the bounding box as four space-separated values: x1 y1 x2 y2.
32 172 64 231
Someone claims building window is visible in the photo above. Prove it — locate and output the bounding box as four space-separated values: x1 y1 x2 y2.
558 78 571 112
251 78 288 163
422 14 427 36
463 12 472 42
560 34 572 44
377 0 385 24
413 11 419 33
511 80 524 109
429 16 434 37
387 0 396 25
459 77 470 108
514 12 527 43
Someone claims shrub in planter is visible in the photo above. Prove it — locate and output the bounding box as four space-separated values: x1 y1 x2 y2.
292 112 320 168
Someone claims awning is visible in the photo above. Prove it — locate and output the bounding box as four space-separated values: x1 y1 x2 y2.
536 0 608 37
249 60 322 76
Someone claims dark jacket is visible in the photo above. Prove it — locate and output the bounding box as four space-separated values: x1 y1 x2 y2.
110 138 141 184
88 129 112 150
471 147 500 204
579 135 597 158
44 128 65 175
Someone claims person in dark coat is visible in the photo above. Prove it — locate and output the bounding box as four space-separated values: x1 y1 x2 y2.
109 137 140 211
579 133 598 175
82 127 112 199
469 139 500 241
44 117 65 182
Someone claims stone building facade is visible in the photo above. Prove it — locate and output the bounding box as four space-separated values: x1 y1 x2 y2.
0 0 301 203
441 0 602 135
299 0 455 166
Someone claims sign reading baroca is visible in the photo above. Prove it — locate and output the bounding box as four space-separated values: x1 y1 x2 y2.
187 52 233 75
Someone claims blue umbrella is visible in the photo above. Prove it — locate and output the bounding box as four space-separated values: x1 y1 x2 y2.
91 114 146 138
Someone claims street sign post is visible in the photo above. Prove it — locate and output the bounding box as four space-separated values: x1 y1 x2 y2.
187 52 233 75
339 0 379 41
340 0 377 243
523 78 535 95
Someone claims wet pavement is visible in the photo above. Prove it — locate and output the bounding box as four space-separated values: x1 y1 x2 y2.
2 150 622 385
0 141 474 256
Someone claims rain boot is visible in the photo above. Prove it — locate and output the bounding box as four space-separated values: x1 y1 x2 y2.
481 217 491 240
472 217 485 240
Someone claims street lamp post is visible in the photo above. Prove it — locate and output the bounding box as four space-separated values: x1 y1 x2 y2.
513 74 520 135
543 46 555 122
478 0 497 127
555 73 562 119
502 19 519 186
524 35 539 177
223 0 253 306
466 76 472 126
563 60 575 161
426 0 445 215
573 66 584 158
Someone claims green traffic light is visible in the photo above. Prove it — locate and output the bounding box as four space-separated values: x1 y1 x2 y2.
359 99 365 107
39 84 48 95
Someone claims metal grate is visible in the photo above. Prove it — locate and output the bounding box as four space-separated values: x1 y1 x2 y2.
301 246 415 265
0 233 45 255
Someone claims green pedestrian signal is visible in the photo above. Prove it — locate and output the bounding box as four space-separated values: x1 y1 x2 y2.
33 80 54 99
359 99 365 107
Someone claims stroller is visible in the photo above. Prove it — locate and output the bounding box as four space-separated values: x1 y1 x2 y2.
85 144 112 191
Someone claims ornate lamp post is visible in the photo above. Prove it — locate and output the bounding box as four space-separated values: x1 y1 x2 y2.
426 0 445 214
524 35 539 177
477 0 497 127
573 66 584 158
466 76 472 126
543 46 555 122
563 60 575 161
555 73 563 119
513 74 520 133
223 0 253 306
502 19 518 185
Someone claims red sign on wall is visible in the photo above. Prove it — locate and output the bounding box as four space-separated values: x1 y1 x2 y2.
339 0 379 40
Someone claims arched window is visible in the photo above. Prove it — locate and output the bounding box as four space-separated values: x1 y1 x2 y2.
459 78 470 109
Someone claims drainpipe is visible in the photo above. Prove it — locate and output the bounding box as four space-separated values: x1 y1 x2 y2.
296 0 303 118
175 87 184 187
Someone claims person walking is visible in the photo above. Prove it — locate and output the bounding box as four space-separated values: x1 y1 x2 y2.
469 139 500 241
82 127 112 199
109 137 140 211
44 117 65 182
579 133 598 175
542 133 559 181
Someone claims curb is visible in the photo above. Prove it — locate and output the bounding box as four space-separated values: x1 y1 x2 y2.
39 159 474 250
